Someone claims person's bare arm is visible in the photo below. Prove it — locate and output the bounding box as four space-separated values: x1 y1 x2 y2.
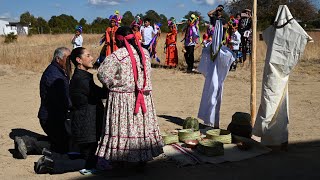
207 9 216 17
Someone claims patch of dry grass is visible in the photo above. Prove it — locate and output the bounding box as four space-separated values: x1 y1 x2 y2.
0 32 319 75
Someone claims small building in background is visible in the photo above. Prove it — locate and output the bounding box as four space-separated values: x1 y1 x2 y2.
0 18 29 35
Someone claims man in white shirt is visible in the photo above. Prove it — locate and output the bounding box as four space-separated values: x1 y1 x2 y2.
140 18 158 50
230 25 241 70
71 26 83 49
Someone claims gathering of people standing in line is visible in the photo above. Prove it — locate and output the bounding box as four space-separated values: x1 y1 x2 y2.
12 6 253 174
71 7 252 72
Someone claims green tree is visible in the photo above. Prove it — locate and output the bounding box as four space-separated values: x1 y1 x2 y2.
20 12 39 34
20 11 36 26
227 0 318 30
89 17 109 34
122 11 135 26
144 10 161 24
36 17 50 34
48 14 79 33
79 18 87 26
79 18 89 33
159 14 168 32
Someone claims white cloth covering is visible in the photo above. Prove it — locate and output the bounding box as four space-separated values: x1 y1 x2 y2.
253 5 312 146
197 20 235 127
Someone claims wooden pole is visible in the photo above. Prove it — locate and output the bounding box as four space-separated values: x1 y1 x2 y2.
251 0 257 127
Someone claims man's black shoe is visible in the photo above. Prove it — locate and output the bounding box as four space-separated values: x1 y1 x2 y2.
14 137 27 159
34 156 54 174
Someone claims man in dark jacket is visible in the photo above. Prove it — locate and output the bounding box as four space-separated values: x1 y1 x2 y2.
14 47 71 159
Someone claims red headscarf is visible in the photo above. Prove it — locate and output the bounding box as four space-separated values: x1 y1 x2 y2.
116 34 147 114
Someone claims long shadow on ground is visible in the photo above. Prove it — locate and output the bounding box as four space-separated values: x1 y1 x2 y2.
71 137 320 180
9 128 46 140
158 114 210 129
8 128 48 158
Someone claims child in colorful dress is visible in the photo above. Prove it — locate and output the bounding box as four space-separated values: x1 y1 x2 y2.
164 20 178 67
131 16 142 43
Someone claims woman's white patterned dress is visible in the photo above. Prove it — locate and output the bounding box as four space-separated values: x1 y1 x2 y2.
96 45 163 162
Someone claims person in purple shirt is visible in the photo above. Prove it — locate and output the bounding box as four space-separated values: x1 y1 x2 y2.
183 15 199 73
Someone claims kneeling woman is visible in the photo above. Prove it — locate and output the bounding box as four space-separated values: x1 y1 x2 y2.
34 47 106 174
96 26 163 168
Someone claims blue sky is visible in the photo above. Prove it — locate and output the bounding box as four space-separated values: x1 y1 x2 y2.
0 0 230 23
0 0 319 23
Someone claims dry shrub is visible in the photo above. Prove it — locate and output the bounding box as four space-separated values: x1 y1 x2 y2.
0 32 319 75
4 33 18 43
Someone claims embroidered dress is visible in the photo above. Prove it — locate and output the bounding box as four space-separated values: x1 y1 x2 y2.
165 27 178 67
105 26 118 56
96 45 163 162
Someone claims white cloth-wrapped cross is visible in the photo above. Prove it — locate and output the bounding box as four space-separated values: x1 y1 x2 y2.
253 5 313 146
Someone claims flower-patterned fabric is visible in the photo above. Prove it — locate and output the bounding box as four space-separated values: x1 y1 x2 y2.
96 45 163 162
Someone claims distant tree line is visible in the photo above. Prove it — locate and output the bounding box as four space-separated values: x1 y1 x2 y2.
227 0 319 30
20 0 320 35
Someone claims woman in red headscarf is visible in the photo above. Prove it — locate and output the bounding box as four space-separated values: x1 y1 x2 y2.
165 21 178 68
105 16 119 56
96 26 163 169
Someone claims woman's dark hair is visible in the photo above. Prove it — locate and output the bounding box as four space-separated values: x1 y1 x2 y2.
69 47 85 67
115 26 143 66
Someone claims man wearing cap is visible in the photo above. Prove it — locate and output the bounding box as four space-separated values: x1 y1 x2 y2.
207 5 227 27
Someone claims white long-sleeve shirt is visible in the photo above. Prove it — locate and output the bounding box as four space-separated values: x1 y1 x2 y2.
140 25 158 45
72 35 83 49
231 31 241 50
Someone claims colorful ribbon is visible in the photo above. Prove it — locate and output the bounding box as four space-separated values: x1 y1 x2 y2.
116 34 147 114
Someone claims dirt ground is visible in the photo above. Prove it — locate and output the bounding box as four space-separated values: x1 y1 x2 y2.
0 62 320 180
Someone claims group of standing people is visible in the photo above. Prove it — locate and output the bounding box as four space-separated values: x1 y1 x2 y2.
96 11 194 70
206 5 252 71
197 5 253 128
14 25 164 174
12 7 255 174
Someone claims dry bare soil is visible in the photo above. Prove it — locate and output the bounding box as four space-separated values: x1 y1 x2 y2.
0 56 320 180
